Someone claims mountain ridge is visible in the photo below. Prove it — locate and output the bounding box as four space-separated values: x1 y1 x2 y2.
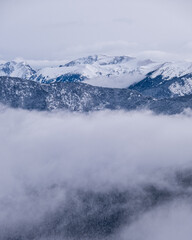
1 55 192 100
0 55 160 87
1 76 192 115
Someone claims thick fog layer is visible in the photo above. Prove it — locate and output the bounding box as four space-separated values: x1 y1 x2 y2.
0 108 192 239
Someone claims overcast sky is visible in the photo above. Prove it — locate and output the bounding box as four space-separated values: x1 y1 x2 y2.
0 0 192 61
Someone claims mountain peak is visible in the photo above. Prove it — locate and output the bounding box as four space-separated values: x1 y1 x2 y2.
63 54 135 67
0 61 36 79
151 61 192 80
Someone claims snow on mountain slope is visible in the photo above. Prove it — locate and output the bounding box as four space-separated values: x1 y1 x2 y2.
1 76 192 114
32 55 160 88
154 61 192 97
129 61 192 98
169 76 192 96
150 62 192 98
84 59 160 88
1 57 192 96
63 55 134 66
0 61 35 79
151 61 192 80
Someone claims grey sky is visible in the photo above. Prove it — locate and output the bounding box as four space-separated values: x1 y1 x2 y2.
0 0 192 61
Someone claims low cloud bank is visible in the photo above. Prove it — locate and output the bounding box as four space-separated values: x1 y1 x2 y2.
0 108 192 239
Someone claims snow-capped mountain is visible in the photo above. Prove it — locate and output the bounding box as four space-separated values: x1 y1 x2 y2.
0 61 35 79
129 61 192 98
1 56 192 99
0 55 159 88
30 55 160 88
150 61 192 80
62 55 134 66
